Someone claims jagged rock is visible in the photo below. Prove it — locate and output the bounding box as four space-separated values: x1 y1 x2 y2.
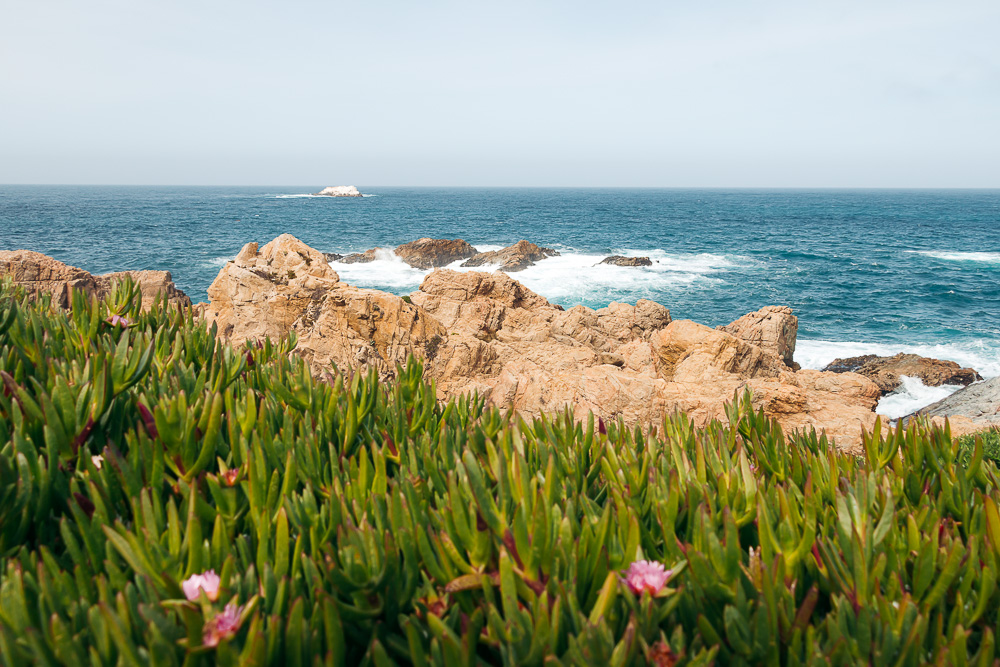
394 238 479 269
323 253 343 263
822 353 982 394
203 236 885 450
717 306 798 368
314 185 363 197
339 249 383 264
0 250 190 309
460 240 559 272
204 234 445 380
600 256 652 267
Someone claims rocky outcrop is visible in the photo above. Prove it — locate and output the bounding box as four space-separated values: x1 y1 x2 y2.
314 186 363 197
600 256 652 267
339 249 383 264
0 250 190 309
717 306 798 368
915 377 1000 427
461 240 559 272
323 253 344 263
202 235 884 450
97 270 191 310
394 238 479 269
204 235 445 379
823 353 983 394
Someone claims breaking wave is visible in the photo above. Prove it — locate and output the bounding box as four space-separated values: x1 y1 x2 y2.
329 246 743 307
875 376 964 420
907 250 1000 264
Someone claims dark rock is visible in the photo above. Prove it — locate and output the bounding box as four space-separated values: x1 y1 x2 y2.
395 238 479 269
460 240 559 272
600 256 652 267
823 353 983 395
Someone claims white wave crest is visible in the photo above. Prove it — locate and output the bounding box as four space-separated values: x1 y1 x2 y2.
795 339 1000 379
274 193 375 199
907 250 1000 264
207 255 234 267
876 376 964 419
330 247 741 304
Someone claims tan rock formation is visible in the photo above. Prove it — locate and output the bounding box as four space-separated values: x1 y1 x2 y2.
204 234 446 379
0 250 190 309
718 306 798 368
823 353 982 394
394 238 479 269
460 240 559 272
203 235 883 450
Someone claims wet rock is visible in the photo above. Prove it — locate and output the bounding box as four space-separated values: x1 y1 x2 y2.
823 353 982 394
460 240 559 272
600 256 652 267
394 238 479 269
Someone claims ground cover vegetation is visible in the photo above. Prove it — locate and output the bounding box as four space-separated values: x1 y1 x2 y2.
2 277 1000 666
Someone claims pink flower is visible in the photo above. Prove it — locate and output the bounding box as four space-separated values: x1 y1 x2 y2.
203 602 243 647
106 314 133 328
91 455 103 470
221 468 240 486
621 560 671 596
182 570 221 601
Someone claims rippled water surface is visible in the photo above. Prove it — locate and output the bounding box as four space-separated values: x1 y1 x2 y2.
3 186 999 385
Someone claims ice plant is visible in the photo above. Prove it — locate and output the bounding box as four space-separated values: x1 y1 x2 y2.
182 570 221 601
202 603 243 647
221 468 240 486
621 560 671 596
105 314 133 328
91 455 103 470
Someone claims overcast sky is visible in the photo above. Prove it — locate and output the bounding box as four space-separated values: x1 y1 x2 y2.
1 0 998 186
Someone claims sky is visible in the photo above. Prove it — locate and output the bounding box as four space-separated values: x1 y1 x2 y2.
1 0 998 187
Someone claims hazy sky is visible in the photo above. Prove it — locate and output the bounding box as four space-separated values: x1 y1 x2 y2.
1 0 998 186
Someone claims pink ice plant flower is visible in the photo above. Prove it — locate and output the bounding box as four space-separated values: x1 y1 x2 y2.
106 314 133 328
621 560 671 596
203 602 243 647
182 570 221 601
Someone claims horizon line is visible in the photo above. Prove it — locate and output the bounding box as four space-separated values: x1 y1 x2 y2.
2 183 999 190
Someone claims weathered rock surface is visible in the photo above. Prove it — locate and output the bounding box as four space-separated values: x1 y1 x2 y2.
97 270 191 310
460 240 559 272
717 306 798 368
314 185 363 197
205 235 446 379
823 353 983 394
600 256 652 267
323 253 343 263
916 376 1000 427
203 235 884 450
394 238 479 269
0 250 190 309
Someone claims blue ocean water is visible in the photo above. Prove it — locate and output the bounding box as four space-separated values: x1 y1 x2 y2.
2 186 999 399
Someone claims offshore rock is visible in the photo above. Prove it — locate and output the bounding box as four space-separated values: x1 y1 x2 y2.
823 353 982 394
205 234 445 380
339 248 383 264
314 185 363 197
394 238 479 269
0 249 190 309
600 256 652 267
460 240 559 272
717 306 798 368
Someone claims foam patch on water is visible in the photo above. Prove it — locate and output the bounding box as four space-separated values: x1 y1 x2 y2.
876 376 963 419
907 250 1000 264
795 339 1000 379
330 247 741 306
274 193 376 198
207 255 234 267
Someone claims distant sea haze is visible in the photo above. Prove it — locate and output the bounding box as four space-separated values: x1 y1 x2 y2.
3 185 999 416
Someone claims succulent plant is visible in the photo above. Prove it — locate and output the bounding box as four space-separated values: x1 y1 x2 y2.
1 275 999 665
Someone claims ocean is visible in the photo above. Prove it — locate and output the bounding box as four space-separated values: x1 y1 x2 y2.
3 185 999 416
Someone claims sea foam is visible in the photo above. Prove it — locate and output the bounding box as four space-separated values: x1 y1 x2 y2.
907 250 1000 264
329 246 741 306
875 376 963 420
